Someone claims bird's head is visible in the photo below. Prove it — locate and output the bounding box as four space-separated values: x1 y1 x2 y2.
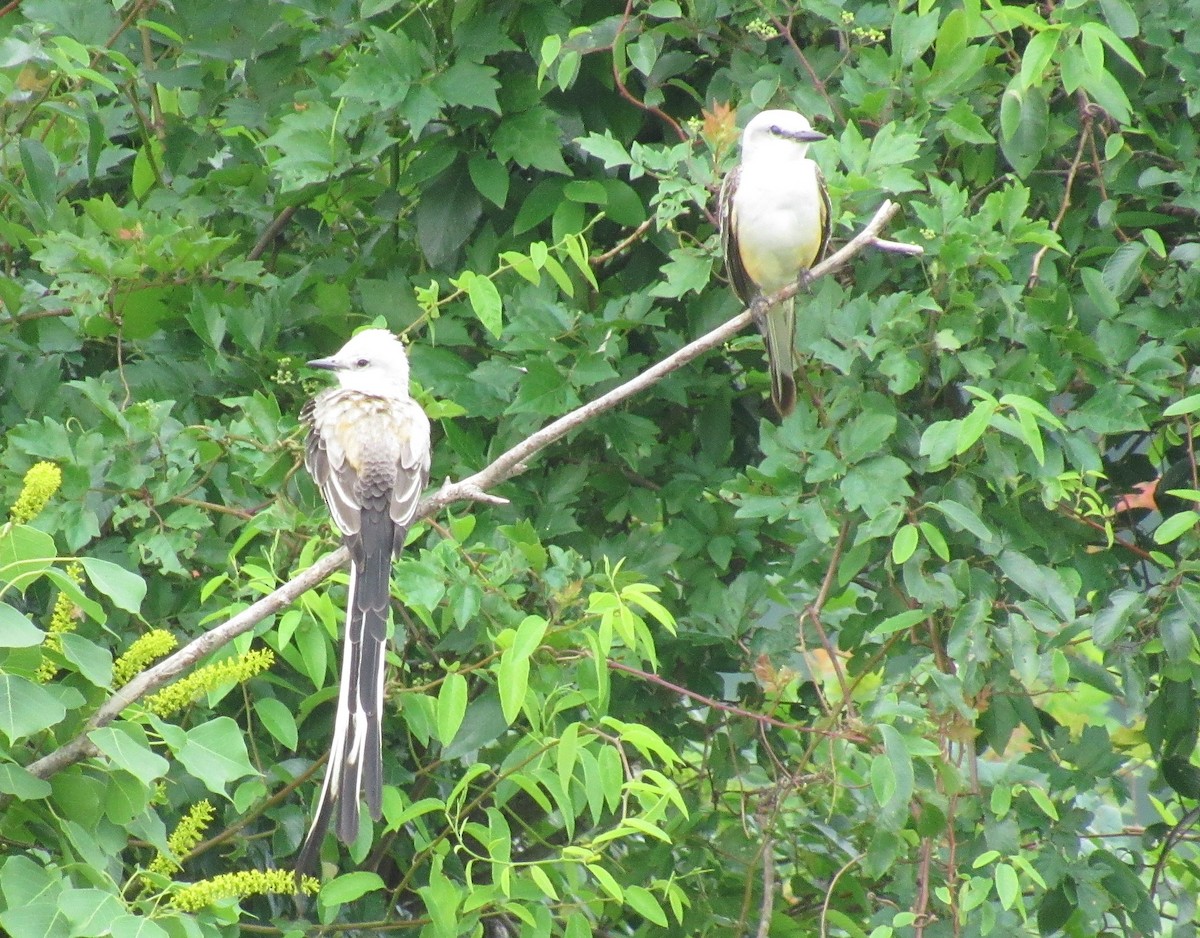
741 109 826 159
307 328 411 396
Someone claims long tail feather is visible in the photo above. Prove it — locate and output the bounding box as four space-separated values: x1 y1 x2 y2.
764 296 797 416
295 556 388 876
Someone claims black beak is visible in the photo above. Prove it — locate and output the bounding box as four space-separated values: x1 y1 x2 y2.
306 356 340 371
786 129 826 143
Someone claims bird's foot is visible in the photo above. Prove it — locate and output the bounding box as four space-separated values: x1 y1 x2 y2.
796 269 815 294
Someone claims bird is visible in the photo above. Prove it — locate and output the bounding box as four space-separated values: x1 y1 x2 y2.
719 108 831 416
295 329 431 876
1113 458 1197 518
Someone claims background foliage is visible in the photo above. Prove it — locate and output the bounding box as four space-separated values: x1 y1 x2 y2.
1 0 1200 935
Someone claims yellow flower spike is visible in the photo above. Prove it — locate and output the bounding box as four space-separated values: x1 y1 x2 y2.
113 629 179 687
142 648 275 718
35 563 84 683
172 869 318 911
9 461 62 524
149 800 215 875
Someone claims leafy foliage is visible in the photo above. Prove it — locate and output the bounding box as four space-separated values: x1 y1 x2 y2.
2 0 1200 936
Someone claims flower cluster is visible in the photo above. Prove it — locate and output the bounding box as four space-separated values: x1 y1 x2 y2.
143 648 275 717
172 869 318 912
35 562 83 683
149 800 215 875
746 18 776 40
113 629 179 687
9 461 62 524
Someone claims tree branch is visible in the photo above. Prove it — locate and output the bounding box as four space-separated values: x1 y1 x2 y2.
24 199 915 782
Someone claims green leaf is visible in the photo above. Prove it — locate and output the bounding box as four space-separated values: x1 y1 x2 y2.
253 697 298 749
529 864 559 900
587 863 624 902
998 82 1048 178
0 524 56 593
932 499 993 543
0 674 66 744
0 763 52 799
321 871 385 905
109 914 170 938
891 524 919 564
467 154 509 208
513 179 566 234
1153 510 1198 546
874 609 926 636
493 108 569 174
994 863 1019 910
1163 394 1200 417
464 271 503 338
174 717 255 794
432 61 500 113
1099 0 1139 37
77 557 145 614
1101 241 1147 299
511 614 548 661
59 633 113 687
1162 756 1200 800
497 651 529 726
416 163 482 268
1017 28 1060 89
89 723 168 785
59 888 124 935
436 672 468 745
19 138 57 211
0 602 43 647
956 399 996 455
625 884 668 926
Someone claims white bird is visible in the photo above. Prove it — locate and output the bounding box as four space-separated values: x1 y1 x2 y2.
295 329 431 875
719 109 831 416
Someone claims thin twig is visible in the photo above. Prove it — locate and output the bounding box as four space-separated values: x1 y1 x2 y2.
23 200 912 782
606 658 863 738
1027 115 1091 289
803 518 851 702
1149 805 1200 899
247 205 298 263
591 218 654 266
610 0 687 143
820 853 864 937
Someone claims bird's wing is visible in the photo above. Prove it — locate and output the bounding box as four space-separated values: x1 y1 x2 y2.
388 399 432 549
718 165 757 306
301 390 362 538
814 160 832 265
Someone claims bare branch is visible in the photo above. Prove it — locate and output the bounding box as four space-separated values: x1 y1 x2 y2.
25 199 914 781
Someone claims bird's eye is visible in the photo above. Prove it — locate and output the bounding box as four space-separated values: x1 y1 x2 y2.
770 125 782 135
355 358 369 368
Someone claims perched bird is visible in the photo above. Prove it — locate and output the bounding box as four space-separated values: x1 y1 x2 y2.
296 329 431 875
719 108 831 416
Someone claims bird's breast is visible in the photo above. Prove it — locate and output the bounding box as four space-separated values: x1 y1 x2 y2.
733 160 825 292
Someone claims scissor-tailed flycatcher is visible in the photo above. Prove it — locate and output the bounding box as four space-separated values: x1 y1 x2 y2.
719 109 831 416
295 329 431 875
